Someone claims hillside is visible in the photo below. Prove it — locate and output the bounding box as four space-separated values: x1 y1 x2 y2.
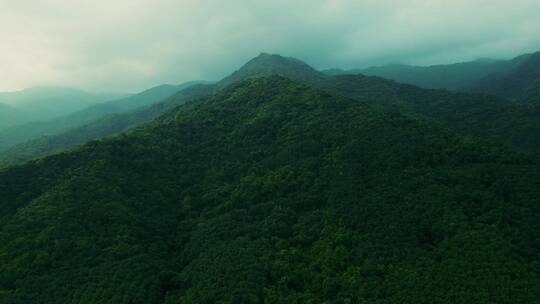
1 77 539 303
218 52 328 87
0 103 27 130
0 83 215 167
323 59 515 91
471 52 540 103
0 87 125 122
3 53 540 167
320 74 540 149
324 51 540 104
0 53 331 166
0 82 204 153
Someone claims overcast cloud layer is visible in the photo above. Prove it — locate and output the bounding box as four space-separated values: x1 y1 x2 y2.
1 0 539 92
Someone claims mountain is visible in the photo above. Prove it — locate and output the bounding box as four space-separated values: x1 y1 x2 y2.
1 76 539 303
218 52 328 87
0 81 206 153
322 52 540 98
0 87 126 122
0 53 330 166
3 53 540 167
0 102 28 130
325 59 514 91
320 74 540 149
471 51 540 103
0 83 215 167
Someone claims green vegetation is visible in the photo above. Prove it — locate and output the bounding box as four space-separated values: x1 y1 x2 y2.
3 53 540 168
472 52 540 103
1 77 539 303
323 59 514 91
321 74 540 149
325 51 540 104
0 83 216 167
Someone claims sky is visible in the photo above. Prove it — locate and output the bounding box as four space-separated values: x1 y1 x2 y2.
1 0 539 93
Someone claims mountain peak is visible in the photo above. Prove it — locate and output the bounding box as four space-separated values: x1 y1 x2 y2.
217 53 327 88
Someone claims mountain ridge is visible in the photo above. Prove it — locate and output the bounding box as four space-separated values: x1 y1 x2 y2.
323 50 540 101
0 81 207 153
2 52 540 167
471 51 540 103
1 76 539 303
0 87 126 122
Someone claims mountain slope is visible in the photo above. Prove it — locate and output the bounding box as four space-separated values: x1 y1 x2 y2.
324 51 540 103
320 74 540 149
0 87 125 122
0 103 28 130
0 81 204 152
0 83 217 167
218 52 328 87
3 53 540 168
0 77 539 303
323 59 515 91
471 51 540 103
0 54 327 166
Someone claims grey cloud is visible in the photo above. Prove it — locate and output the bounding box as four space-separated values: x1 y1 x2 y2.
1 0 539 92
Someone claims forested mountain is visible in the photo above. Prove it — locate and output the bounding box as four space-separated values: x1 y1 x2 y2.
0 87 126 122
218 52 328 87
2 53 540 167
1 76 539 303
323 59 513 91
0 83 217 167
0 53 332 166
323 51 540 103
0 82 204 153
321 75 540 149
471 51 540 103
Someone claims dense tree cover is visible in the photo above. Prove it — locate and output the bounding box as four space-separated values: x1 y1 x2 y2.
2 53 540 168
1 77 539 303
0 82 205 152
1 52 329 166
0 83 216 167
321 74 540 149
324 51 540 104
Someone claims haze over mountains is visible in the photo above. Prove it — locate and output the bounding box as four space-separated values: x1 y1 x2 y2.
0 81 207 153
0 87 127 128
1 49 540 303
324 51 540 103
2 52 540 167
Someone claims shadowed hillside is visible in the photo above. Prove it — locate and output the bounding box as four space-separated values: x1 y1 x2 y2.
1 77 539 303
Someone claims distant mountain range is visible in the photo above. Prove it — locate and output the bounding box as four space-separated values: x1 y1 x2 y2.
471 52 540 103
2 52 540 167
0 102 27 130
0 87 127 127
0 81 207 153
323 51 540 103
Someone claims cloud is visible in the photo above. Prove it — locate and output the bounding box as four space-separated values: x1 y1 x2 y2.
1 0 539 92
